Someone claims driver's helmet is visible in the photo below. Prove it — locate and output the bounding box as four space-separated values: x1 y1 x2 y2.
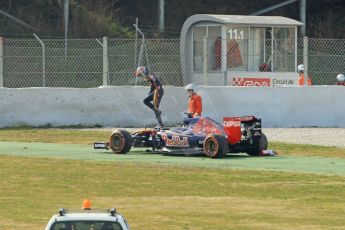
336 73 345 85
185 83 196 92
297 64 304 73
135 66 149 77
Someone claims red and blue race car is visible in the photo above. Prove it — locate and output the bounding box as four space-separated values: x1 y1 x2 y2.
94 116 271 158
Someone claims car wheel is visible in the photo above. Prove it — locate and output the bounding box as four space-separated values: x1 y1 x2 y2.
247 133 268 156
109 130 132 154
203 134 227 158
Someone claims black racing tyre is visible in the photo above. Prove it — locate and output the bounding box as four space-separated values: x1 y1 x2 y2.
247 133 268 156
109 130 132 154
203 134 227 158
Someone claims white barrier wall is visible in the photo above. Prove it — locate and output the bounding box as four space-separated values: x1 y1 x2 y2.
0 86 344 128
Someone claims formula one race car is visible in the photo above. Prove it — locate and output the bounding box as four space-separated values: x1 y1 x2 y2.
94 115 272 158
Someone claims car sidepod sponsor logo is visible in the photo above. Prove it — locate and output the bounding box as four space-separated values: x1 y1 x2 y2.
161 134 189 147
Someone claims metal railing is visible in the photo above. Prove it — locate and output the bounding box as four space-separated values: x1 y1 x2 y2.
0 36 343 87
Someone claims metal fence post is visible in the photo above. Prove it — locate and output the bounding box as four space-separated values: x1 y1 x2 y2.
203 36 208 85
33 33 46 87
303 36 308 86
134 18 138 69
0 37 3 87
223 70 227 86
271 30 274 72
133 24 146 86
103 37 109 86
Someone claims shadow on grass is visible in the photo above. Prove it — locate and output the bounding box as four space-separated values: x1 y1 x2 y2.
157 152 254 160
95 149 278 161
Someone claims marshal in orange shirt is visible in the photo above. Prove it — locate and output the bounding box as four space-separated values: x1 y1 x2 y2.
298 73 313 85
188 93 202 117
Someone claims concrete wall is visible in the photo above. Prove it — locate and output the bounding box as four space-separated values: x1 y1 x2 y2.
0 86 344 128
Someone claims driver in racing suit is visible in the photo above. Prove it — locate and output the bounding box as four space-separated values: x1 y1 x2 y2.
136 66 164 127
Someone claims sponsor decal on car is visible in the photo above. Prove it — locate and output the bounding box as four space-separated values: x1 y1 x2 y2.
161 134 189 147
237 116 255 121
224 116 255 123
223 120 241 127
94 142 108 149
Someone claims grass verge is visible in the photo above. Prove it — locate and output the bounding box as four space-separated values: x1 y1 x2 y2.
0 155 345 229
1 128 345 229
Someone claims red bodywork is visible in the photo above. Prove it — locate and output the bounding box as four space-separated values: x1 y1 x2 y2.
186 116 258 146
223 116 256 145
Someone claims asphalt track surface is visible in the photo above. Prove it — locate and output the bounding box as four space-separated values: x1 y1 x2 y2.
1 141 345 176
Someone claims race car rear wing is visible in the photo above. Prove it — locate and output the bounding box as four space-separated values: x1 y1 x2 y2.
223 116 262 145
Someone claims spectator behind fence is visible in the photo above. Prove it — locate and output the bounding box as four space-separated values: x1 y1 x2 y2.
227 39 242 68
259 63 271 72
336 74 345 86
297 64 313 86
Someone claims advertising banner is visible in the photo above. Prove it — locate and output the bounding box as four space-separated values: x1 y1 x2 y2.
229 71 299 86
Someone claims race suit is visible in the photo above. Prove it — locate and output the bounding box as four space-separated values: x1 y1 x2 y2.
188 92 202 118
143 73 164 126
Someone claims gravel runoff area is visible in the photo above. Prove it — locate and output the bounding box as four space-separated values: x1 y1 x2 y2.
92 127 345 149
263 128 345 148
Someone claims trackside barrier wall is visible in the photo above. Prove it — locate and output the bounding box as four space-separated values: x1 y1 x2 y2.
0 86 344 128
